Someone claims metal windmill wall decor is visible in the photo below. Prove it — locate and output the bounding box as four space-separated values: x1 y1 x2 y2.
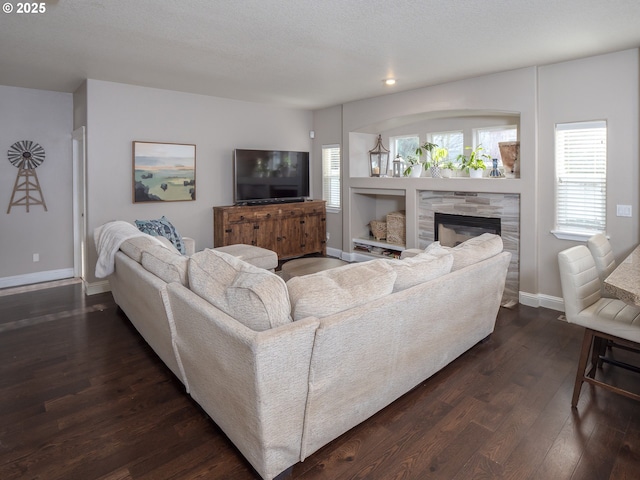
6 140 48 213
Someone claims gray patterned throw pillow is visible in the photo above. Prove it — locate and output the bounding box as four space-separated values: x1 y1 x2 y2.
134 216 186 254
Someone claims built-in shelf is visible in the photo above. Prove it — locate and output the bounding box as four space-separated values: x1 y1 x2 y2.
353 236 405 259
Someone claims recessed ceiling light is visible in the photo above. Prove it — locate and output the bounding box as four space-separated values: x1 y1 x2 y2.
384 78 396 86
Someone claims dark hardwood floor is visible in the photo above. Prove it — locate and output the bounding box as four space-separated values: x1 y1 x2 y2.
1 282 639 480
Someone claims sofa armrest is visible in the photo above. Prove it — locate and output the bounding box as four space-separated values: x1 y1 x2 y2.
183 237 196 256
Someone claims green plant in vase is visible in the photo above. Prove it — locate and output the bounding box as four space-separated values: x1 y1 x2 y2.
427 147 448 178
458 145 491 178
440 160 458 178
403 155 422 177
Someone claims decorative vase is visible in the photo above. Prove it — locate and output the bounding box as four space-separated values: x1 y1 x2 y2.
469 168 484 179
498 141 520 178
442 168 453 178
489 158 503 178
429 166 442 178
409 164 423 178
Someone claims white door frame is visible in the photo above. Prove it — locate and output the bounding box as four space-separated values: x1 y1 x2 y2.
72 126 87 280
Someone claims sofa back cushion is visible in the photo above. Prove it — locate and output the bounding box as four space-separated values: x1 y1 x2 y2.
119 234 179 263
119 235 159 263
426 233 503 271
383 250 453 292
188 249 292 331
141 245 189 286
286 260 397 321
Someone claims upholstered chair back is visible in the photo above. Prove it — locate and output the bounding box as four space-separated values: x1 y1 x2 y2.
586 234 616 296
558 245 601 321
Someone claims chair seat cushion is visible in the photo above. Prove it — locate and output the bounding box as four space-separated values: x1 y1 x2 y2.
576 298 640 343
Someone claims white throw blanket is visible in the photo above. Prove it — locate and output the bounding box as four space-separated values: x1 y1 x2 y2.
94 221 164 278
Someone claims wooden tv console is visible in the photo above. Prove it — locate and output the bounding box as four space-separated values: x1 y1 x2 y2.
213 200 326 259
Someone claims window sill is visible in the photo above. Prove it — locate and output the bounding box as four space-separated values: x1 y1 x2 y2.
551 230 601 242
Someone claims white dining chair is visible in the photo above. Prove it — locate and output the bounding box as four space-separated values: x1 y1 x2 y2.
558 245 640 406
586 233 616 297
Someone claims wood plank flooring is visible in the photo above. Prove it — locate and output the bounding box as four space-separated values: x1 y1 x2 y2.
1 282 639 479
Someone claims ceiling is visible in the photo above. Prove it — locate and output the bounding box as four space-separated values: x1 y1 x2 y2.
2 0 640 110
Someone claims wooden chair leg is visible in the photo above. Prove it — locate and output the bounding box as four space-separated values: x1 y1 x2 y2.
591 336 606 372
572 329 594 407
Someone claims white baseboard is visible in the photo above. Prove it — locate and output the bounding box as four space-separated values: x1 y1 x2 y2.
85 280 111 296
519 291 564 312
0 268 75 289
326 246 343 259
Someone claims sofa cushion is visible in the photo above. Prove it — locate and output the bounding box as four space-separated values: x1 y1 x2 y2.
120 235 167 263
141 245 189 286
286 260 397 321
426 233 503 271
135 216 186 254
383 250 453 292
188 249 292 331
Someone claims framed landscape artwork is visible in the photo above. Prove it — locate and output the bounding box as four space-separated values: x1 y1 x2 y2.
132 141 196 203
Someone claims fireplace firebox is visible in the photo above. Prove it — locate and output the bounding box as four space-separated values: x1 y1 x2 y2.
434 212 501 247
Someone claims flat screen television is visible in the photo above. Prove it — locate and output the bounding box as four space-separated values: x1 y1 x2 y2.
233 149 310 205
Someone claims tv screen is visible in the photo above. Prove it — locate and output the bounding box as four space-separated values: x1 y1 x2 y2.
234 149 310 205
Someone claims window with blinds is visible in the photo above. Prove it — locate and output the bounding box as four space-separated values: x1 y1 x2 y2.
555 121 607 236
322 144 341 210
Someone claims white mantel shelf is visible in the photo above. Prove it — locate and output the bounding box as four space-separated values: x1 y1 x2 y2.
348 176 522 195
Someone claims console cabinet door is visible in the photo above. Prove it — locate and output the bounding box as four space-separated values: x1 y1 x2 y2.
277 215 305 258
226 221 256 246
303 212 326 255
254 220 278 252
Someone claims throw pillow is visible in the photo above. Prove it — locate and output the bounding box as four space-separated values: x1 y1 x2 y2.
188 249 292 332
134 216 186 254
383 251 453 292
286 260 397 321
427 233 503 270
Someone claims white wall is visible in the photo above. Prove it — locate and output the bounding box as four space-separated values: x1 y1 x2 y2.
340 67 539 295
84 79 313 287
315 48 639 304
537 49 640 300
312 104 342 251
0 85 74 286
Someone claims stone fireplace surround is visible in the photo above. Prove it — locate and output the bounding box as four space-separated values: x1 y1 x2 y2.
418 191 520 302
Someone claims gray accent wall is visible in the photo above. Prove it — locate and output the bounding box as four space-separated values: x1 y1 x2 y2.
83 79 313 287
0 85 74 285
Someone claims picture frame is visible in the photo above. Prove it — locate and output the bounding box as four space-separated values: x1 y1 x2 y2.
132 141 196 203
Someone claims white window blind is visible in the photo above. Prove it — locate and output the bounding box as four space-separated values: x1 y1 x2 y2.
555 121 607 234
322 144 341 210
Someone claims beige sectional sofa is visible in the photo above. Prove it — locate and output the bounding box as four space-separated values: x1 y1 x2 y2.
105 232 511 480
